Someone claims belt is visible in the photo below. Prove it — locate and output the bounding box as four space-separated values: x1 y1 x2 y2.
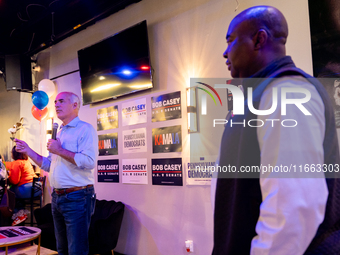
54 184 93 195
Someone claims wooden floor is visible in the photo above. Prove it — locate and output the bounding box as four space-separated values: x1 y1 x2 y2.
0 243 125 255
0 242 57 255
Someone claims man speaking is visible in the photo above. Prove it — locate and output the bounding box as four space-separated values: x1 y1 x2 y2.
15 91 98 255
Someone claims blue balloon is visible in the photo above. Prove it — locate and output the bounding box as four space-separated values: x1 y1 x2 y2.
32 91 49 110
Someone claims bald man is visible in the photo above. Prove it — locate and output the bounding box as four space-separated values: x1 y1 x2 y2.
213 6 340 255
15 92 98 255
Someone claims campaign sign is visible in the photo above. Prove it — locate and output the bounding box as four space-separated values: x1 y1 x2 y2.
151 91 181 122
98 133 118 156
97 159 119 183
97 105 119 131
184 156 215 185
122 98 147 126
122 158 148 184
152 158 183 186
122 128 147 154
152 125 182 153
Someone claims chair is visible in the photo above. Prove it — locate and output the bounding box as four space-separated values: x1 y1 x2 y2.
18 176 46 226
34 199 125 254
0 179 15 221
34 203 56 250
88 199 125 254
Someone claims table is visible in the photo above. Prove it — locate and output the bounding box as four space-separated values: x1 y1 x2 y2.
0 226 41 255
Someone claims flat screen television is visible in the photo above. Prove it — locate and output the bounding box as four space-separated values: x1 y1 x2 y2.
78 20 152 105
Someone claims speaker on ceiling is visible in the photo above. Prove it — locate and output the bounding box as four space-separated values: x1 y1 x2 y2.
5 54 33 92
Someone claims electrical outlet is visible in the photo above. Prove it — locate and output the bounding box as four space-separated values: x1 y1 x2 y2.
185 240 193 253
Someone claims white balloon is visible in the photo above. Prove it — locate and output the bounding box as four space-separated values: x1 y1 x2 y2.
38 79 55 98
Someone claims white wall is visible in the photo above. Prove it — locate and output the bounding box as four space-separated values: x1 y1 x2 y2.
0 80 20 160
21 0 313 254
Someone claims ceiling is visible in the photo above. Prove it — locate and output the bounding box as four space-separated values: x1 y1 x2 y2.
0 0 141 58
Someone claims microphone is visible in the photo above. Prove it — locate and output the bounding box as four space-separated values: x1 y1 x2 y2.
52 123 59 140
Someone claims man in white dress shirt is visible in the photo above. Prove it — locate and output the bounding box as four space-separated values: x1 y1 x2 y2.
15 92 98 255
213 5 340 255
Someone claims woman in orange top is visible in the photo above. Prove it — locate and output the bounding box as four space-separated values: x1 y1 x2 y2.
6 146 40 199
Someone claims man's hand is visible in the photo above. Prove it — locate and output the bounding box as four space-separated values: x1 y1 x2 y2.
14 139 43 167
47 138 63 155
14 139 30 155
47 138 77 165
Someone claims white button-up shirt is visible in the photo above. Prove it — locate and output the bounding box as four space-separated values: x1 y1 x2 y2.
41 117 98 189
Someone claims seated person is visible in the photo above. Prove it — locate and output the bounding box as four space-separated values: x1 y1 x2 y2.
5 146 41 225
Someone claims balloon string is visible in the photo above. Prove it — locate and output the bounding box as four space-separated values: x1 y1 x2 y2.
40 120 42 156
40 120 44 178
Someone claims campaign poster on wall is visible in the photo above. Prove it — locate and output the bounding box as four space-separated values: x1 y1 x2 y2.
98 133 118 156
151 91 181 122
122 98 147 126
152 125 182 153
152 158 183 186
97 159 119 183
184 156 215 185
97 105 119 131
122 158 148 184
122 128 147 154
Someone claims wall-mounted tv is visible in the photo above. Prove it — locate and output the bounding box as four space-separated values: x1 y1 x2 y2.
78 20 152 105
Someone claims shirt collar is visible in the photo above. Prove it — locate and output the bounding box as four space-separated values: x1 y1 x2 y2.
60 116 80 129
242 56 296 91
249 56 295 79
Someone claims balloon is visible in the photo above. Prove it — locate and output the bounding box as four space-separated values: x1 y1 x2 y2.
31 106 48 121
32 91 49 110
38 79 55 97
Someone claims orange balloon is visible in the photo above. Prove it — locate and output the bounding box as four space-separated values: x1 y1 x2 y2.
31 106 48 121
